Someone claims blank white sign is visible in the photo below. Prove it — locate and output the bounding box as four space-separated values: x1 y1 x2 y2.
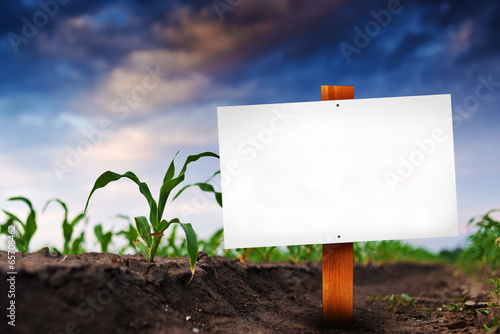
217 95 458 249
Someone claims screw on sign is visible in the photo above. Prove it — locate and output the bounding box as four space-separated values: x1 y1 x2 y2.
216 86 458 327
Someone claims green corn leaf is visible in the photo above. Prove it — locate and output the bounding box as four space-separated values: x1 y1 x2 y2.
205 170 221 183
173 182 222 207
8 197 37 252
95 224 104 240
167 224 181 257
163 150 180 183
208 228 224 246
133 239 150 258
70 212 86 227
158 152 219 221
170 218 198 280
94 224 113 252
45 200 69 248
2 211 25 229
116 224 138 240
43 198 68 222
62 220 72 254
70 232 85 254
135 216 152 246
157 219 171 233
14 238 25 253
0 219 14 234
493 316 499 328
401 294 412 303
178 152 220 177
85 171 158 229
2 217 25 251
175 170 221 199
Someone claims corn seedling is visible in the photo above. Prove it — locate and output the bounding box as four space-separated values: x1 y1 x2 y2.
199 228 224 256
254 247 278 263
84 151 219 278
484 316 499 332
115 215 139 255
1 197 37 252
232 248 253 262
437 297 467 312
460 209 500 270
70 231 86 254
287 244 322 264
487 278 500 308
95 224 113 253
354 240 443 265
157 224 188 258
114 215 139 254
382 294 416 312
43 198 86 255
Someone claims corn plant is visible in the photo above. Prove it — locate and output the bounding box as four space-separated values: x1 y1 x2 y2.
199 228 224 256
383 293 416 312
460 209 500 270
84 151 219 278
95 224 113 253
114 215 139 254
0 197 37 252
156 224 189 258
69 231 86 254
287 244 322 263
354 240 443 265
254 246 278 262
484 316 499 332
487 278 500 308
43 198 86 255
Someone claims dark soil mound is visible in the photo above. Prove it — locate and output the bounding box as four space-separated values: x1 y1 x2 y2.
0 249 497 333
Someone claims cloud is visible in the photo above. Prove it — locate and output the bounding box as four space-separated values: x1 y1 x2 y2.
50 111 218 176
92 59 210 113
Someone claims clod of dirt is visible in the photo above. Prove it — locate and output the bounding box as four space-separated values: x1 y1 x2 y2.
474 312 491 329
447 319 467 329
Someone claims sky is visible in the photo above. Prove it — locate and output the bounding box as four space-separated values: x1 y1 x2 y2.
0 0 499 253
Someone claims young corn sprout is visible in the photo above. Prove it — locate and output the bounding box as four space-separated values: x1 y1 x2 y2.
84 151 219 279
43 198 86 254
1 197 37 252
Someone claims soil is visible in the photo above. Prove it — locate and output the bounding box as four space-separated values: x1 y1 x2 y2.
1 249 499 334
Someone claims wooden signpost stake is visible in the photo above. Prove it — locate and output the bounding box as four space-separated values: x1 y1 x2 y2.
321 85 354 327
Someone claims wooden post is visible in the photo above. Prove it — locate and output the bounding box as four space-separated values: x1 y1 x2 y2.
321 85 354 327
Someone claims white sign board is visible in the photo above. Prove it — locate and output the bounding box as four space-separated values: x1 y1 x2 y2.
217 95 458 249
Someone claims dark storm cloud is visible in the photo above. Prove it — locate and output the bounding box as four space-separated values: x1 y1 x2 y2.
417 0 500 63
0 0 498 113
